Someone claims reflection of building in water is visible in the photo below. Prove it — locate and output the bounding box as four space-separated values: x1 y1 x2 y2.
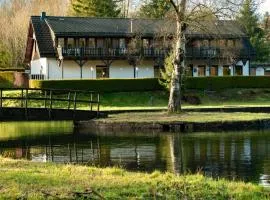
1 132 270 183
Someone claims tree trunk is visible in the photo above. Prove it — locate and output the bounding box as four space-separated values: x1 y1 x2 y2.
168 19 182 112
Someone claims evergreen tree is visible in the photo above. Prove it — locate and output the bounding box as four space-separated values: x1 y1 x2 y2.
236 0 269 62
138 0 171 19
70 0 121 17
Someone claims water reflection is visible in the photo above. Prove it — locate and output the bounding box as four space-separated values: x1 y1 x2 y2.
1 122 270 185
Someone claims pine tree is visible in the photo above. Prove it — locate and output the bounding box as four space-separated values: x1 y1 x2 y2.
236 0 269 62
138 0 171 19
70 0 121 17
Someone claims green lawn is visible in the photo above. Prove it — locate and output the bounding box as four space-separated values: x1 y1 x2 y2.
0 157 268 199
3 88 270 111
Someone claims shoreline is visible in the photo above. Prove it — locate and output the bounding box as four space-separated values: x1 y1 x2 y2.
77 119 270 132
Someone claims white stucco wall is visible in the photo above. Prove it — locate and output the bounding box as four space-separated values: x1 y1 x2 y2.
30 58 47 78
110 61 134 78
47 58 61 79
137 60 154 78
256 67 265 76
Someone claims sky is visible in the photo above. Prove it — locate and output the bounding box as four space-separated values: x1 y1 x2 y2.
259 0 270 15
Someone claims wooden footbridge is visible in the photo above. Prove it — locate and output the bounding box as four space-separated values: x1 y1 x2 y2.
0 88 102 121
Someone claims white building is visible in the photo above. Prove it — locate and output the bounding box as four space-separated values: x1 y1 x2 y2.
24 12 256 79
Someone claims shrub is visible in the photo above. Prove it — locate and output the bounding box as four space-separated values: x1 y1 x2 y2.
29 78 163 92
185 76 270 90
30 76 270 92
0 72 14 88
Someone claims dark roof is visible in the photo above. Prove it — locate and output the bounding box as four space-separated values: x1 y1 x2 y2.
46 17 166 37
31 16 55 57
29 16 249 57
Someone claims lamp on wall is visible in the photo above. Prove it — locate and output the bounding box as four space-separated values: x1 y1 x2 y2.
90 67 94 79
136 67 139 78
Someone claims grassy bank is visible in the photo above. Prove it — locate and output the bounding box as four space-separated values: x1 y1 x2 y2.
96 112 270 123
0 157 268 199
3 88 270 111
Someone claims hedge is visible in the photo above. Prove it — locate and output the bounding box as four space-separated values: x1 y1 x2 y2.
185 76 270 90
29 78 163 92
0 72 15 88
29 76 270 92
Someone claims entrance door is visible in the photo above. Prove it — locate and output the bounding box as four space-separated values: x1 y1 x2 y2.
96 65 109 78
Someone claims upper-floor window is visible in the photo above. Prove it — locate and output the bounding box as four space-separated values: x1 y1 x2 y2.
88 38 95 48
219 40 226 47
112 38 119 48
227 40 234 47
67 38 74 48
58 38 65 47
143 39 150 48
79 38 85 47
96 39 104 48
202 40 209 46
119 38 126 48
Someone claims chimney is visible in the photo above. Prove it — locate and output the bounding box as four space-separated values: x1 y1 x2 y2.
40 12 46 21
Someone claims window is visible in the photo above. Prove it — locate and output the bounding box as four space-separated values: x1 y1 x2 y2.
67 38 74 48
210 65 218 76
143 39 150 48
119 38 126 48
198 65 205 76
96 39 104 48
79 38 85 47
202 40 209 46
186 64 193 76
58 38 65 47
219 40 226 47
235 65 243 76
227 40 234 47
223 65 231 76
112 38 119 48
88 38 95 48
96 65 109 78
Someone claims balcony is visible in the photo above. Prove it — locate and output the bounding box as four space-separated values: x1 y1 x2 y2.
61 47 170 59
61 47 255 60
185 47 255 59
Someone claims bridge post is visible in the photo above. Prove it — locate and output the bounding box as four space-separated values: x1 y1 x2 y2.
49 90 53 120
21 89 24 107
73 92 77 120
44 91 47 108
90 93 93 111
97 93 100 116
24 89 28 120
67 92 71 110
0 89 2 108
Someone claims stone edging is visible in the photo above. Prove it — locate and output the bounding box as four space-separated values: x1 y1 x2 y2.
76 119 270 133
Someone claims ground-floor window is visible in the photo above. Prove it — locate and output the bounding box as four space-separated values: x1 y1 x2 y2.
250 68 256 76
235 65 243 76
223 65 231 76
210 65 218 76
186 64 193 76
96 65 109 78
198 65 205 76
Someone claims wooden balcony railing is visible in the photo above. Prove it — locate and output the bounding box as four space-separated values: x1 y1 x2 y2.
185 47 255 59
61 47 255 60
62 47 170 58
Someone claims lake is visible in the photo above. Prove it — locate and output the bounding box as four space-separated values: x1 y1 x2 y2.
0 121 270 186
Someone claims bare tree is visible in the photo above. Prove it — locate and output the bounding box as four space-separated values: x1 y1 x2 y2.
0 0 69 68
165 0 248 112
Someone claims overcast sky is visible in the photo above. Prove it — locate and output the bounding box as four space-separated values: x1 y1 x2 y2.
259 0 270 15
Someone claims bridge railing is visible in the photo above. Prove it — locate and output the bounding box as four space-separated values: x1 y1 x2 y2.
0 88 100 115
